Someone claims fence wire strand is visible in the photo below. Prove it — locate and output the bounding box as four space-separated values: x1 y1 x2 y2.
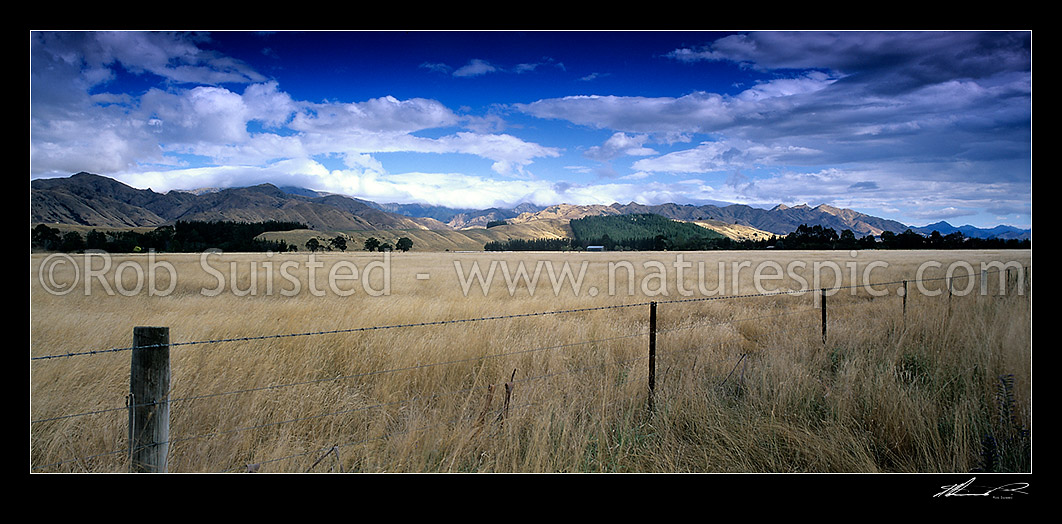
31 266 1023 362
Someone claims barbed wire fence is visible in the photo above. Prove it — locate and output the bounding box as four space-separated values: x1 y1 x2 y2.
29 264 1031 473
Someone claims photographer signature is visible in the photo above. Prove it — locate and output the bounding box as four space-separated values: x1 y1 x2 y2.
934 477 1029 498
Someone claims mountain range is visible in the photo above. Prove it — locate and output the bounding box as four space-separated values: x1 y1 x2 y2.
30 172 1031 243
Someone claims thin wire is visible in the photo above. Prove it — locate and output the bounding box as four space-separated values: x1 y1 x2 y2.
31 266 1023 361
31 330 648 425
30 301 652 361
30 271 1007 425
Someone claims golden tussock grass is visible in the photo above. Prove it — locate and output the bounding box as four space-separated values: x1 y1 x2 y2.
30 249 1031 473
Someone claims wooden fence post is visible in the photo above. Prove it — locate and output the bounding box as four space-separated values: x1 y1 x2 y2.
647 301 657 412
821 288 827 345
129 326 170 473
947 276 954 319
901 280 908 328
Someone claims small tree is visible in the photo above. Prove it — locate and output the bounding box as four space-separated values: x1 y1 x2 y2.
86 229 109 251
60 231 85 252
329 235 348 252
306 237 322 252
838 229 857 249
395 237 413 252
364 237 381 252
379 242 393 252
32 224 61 250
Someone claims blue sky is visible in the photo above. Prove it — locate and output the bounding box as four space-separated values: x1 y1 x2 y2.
30 30 1032 229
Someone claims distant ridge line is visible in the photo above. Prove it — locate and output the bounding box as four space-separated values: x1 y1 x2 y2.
30 172 1030 241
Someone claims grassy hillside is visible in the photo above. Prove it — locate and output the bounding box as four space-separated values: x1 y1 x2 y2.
34 215 763 253
688 219 776 242
257 219 572 252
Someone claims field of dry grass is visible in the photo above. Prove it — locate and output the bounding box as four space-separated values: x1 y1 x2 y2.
30 249 1031 473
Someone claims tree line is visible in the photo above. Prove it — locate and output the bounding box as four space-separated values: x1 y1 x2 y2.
361 236 413 252
484 237 572 251
31 220 422 254
777 224 1030 250
32 220 306 253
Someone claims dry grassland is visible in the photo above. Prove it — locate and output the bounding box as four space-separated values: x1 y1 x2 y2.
30 249 1031 473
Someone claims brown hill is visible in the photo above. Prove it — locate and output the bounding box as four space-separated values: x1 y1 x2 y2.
509 203 622 224
508 202 776 241
688 219 776 242
259 219 572 253
31 172 448 232
608 201 908 236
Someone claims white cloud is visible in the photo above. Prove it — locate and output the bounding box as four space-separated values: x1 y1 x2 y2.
142 86 251 144
516 71 838 138
113 156 725 211
30 39 561 183
517 92 734 135
630 138 820 174
585 132 657 161
631 142 735 173
453 59 499 77
34 32 266 88
242 81 297 128
291 95 460 134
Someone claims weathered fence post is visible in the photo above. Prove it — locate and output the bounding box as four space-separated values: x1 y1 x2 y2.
820 289 827 344
502 368 516 423
129 326 170 473
901 280 908 328
647 301 657 412
946 276 954 320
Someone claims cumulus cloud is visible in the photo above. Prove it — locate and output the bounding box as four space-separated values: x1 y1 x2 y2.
30 32 563 188
242 81 297 128
116 158 717 210
585 132 657 161
291 95 460 134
